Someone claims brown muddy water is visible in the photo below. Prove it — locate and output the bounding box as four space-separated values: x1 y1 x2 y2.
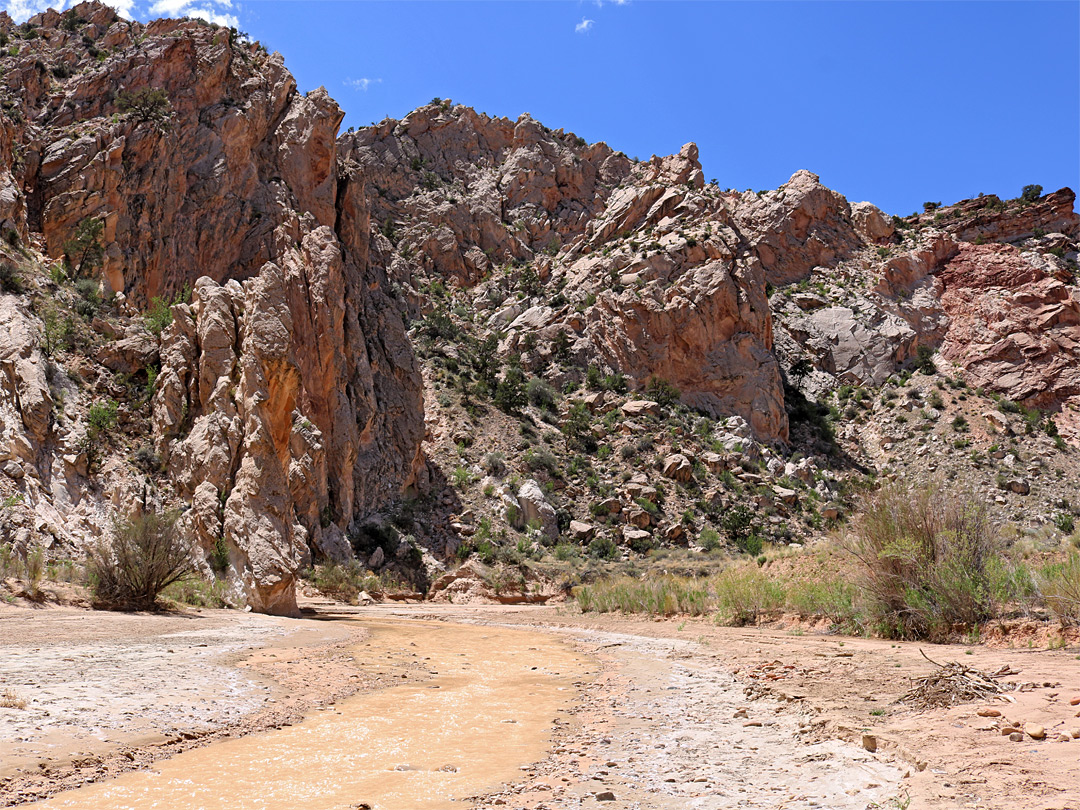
28 617 593 810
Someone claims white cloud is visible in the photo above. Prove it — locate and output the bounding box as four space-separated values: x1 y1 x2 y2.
147 0 238 28
3 0 137 21
182 6 238 27
345 77 381 91
575 17 594 34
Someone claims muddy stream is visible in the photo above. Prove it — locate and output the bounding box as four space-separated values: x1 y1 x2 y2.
26 618 592 810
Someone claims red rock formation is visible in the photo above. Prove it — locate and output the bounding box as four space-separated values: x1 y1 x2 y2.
938 243 1080 410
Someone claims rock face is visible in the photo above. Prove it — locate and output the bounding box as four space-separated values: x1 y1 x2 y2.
7 5 341 304
731 170 860 287
0 3 424 613
2 1 1080 602
342 107 790 441
938 242 1080 410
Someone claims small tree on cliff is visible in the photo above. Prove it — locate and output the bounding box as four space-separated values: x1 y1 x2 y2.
1020 184 1043 204
62 216 104 278
116 87 173 130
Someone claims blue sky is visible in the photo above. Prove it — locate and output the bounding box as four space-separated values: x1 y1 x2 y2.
7 1 1079 215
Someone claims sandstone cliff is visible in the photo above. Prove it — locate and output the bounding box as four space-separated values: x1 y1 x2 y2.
0 3 423 613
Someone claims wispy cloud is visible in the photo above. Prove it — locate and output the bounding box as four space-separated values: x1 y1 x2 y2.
147 0 238 27
575 17 594 34
345 77 382 91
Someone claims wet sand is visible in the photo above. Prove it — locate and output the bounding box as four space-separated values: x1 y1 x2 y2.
22 617 592 810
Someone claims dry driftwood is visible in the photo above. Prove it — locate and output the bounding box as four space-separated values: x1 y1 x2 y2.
899 649 1017 710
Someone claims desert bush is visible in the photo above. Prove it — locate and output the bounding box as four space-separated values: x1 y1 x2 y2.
526 377 557 410
162 577 229 608
1020 184 1043 204
24 547 44 593
698 526 723 551
553 542 580 561
644 375 680 409
74 277 101 319
116 87 173 127
144 296 173 335
306 561 394 603
523 446 559 475
0 543 17 579
209 536 230 576
451 465 473 489
482 451 506 477
587 535 618 560
562 401 596 452
915 344 937 375
88 510 195 609
844 482 1003 639
720 504 754 550
713 564 785 626
494 364 527 413
785 578 862 629
86 399 118 439
1040 553 1080 625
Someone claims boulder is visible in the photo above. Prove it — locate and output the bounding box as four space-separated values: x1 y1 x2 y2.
569 520 595 541
625 508 652 529
850 202 894 243
517 479 559 539
1005 479 1030 495
701 452 726 473
662 454 693 482
621 400 660 418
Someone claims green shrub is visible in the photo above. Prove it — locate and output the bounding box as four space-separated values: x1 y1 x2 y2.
88 510 195 609
74 277 101 319
526 377 557 411
116 87 173 127
644 375 680 409
0 260 23 293
698 527 722 551
209 536 230 576
844 482 1004 639
562 401 596 452
553 542 579 561
144 296 173 335
523 446 558 475
1020 184 1043 204
1040 553 1080 625
494 365 527 413
575 575 710 616
720 504 754 549
588 535 618 560
162 577 228 608
713 565 785 626
87 399 118 438
915 344 936 375
63 217 104 277
786 578 861 628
